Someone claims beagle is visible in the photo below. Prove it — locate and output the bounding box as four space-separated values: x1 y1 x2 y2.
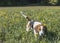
20 11 47 38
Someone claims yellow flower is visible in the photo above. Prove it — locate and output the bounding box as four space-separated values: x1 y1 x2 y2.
44 24 46 26
43 19 45 22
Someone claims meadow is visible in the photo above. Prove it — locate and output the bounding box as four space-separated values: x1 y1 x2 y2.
0 6 60 43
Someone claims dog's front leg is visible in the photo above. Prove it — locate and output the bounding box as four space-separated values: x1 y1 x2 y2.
34 30 38 38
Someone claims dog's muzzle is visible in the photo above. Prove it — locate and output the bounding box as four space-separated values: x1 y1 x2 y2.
39 30 44 36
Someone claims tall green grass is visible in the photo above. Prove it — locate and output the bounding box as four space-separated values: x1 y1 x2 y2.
0 6 60 43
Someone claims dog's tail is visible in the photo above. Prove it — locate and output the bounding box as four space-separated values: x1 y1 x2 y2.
20 11 31 21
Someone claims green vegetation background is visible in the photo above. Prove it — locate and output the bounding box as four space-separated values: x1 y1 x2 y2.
0 6 60 43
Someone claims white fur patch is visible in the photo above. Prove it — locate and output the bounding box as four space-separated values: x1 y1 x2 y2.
39 26 44 36
33 22 42 28
20 11 27 18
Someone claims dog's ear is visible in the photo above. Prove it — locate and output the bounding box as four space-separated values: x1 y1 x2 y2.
43 26 47 35
34 24 41 33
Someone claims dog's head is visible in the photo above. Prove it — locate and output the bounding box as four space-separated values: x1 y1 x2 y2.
35 24 47 36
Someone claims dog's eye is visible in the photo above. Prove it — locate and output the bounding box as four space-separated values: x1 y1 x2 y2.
39 28 41 30
38 28 41 32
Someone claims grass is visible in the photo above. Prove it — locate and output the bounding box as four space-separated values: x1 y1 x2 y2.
0 6 60 43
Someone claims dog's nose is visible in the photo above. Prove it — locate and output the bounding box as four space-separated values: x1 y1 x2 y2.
41 33 44 36
39 31 44 36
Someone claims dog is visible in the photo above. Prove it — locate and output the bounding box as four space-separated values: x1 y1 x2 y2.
20 11 47 38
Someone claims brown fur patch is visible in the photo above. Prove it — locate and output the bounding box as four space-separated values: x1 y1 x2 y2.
34 24 42 33
34 24 47 33
26 17 31 21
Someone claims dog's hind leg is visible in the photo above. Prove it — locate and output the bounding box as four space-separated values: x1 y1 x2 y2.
26 21 31 32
